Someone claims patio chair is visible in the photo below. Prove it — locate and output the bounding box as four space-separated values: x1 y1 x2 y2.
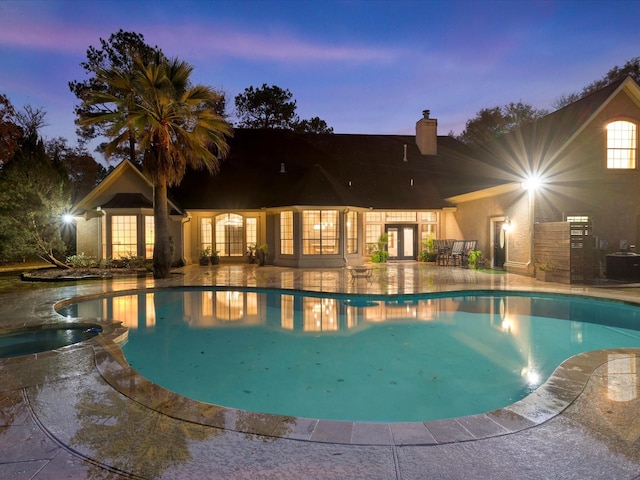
450 240 465 266
462 240 477 268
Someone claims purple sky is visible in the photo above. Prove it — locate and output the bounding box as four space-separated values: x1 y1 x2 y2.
1 0 639 162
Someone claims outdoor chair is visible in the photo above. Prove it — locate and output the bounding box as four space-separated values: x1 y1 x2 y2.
450 240 465 266
462 240 477 268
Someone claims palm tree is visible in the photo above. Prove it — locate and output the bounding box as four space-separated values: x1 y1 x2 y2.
79 55 232 278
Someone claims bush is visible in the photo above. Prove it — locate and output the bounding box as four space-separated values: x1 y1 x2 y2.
66 253 99 268
370 234 389 263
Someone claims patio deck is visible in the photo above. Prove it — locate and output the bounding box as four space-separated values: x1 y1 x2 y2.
2 263 640 479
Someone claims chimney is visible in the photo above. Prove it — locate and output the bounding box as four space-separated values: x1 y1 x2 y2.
416 109 437 155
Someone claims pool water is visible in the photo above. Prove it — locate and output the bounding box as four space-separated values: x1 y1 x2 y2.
0 326 101 359
64 289 640 422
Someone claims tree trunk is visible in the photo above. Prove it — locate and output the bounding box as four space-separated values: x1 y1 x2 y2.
153 175 172 279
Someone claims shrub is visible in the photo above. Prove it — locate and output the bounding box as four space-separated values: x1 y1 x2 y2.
66 253 99 268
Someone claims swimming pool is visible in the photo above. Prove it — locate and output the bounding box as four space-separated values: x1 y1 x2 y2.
0 325 102 358
63 289 640 422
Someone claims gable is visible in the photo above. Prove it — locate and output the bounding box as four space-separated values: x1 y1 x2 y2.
73 159 181 217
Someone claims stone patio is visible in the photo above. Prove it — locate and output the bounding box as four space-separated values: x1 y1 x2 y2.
2 263 640 479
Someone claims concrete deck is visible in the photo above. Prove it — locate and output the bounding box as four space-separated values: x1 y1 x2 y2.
2 263 640 479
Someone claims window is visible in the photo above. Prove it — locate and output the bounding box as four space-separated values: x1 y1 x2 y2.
365 211 382 223
144 216 154 259
280 211 293 254
385 211 417 222
365 224 382 255
111 215 137 259
201 218 213 253
215 214 244 256
246 218 257 252
302 210 338 254
346 211 358 254
607 120 637 169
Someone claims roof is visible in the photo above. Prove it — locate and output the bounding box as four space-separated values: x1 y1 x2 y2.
476 77 638 178
101 192 153 209
170 129 500 210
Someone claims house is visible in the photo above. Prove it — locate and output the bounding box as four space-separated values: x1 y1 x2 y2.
71 77 640 282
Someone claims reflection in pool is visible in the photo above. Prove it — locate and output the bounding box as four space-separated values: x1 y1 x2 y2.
63 289 640 422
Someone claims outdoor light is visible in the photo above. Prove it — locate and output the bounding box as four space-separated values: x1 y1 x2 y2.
521 174 543 190
62 213 74 224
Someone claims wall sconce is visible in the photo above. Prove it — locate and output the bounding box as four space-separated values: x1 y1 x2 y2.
502 217 513 231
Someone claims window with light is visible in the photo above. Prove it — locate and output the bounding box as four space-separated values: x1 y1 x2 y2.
302 210 338 255
111 215 137 259
144 216 154 259
607 120 637 169
280 211 293 254
246 218 257 251
346 211 358 254
201 218 213 253
365 224 382 255
215 214 244 256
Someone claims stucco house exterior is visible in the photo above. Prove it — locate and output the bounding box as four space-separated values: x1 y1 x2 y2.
71 77 640 282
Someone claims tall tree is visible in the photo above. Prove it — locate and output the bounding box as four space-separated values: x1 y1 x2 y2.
78 54 232 278
69 30 163 163
46 137 108 202
0 131 71 265
0 94 22 165
234 84 332 132
235 84 298 129
295 116 334 134
554 56 640 109
458 101 548 146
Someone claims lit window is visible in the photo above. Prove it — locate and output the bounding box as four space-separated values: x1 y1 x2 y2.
346 211 358 254
111 215 137 259
144 216 154 259
280 211 293 254
365 211 382 222
302 210 338 255
607 120 636 169
246 218 257 251
385 211 417 222
201 218 213 253
365 224 381 255
215 214 244 256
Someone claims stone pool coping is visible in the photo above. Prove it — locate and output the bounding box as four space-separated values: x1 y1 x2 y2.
85 316 640 446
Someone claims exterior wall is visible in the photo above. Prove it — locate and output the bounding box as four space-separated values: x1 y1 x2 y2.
533 90 640 257
76 216 102 258
533 222 571 284
452 187 532 273
184 210 267 265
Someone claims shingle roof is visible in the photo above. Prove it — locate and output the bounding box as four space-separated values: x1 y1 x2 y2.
101 192 153 209
170 129 500 210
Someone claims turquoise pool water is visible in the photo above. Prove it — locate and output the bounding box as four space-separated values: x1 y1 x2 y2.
0 326 101 358
63 289 640 422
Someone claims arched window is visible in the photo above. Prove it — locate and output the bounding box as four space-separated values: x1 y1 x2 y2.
607 120 637 169
215 214 244 256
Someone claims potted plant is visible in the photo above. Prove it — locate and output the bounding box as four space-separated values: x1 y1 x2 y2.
418 235 437 262
210 249 219 265
536 262 554 281
199 247 211 266
467 250 483 269
257 243 269 266
371 233 389 263
246 244 256 264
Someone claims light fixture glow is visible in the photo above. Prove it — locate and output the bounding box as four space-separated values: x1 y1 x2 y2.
62 213 74 224
522 174 543 190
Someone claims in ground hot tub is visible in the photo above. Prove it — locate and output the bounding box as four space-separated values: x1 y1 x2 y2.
0 325 102 359
606 252 640 281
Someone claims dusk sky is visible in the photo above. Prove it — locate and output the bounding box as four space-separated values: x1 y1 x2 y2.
1 0 640 161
